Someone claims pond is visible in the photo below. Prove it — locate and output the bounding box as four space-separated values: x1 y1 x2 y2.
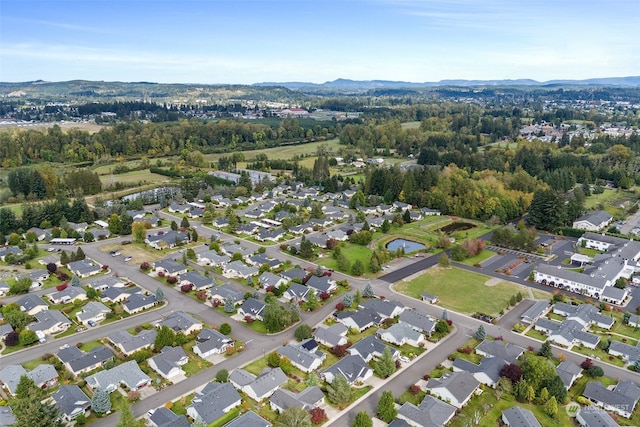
386 238 426 252
438 221 476 234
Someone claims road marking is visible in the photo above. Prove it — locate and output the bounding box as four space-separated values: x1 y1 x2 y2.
245 339 254 344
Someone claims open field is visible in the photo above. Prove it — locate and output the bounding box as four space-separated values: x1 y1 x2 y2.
0 121 106 134
393 266 546 315
99 168 171 186
203 138 342 164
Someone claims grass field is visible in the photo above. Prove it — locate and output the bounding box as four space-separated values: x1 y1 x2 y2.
394 266 539 315
99 168 170 186
203 138 342 164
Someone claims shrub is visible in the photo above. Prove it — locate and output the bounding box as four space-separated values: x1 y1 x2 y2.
127 390 140 401
167 276 178 284
196 291 207 301
179 284 191 292
335 302 345 311
410 384 421 395
140 262 150 270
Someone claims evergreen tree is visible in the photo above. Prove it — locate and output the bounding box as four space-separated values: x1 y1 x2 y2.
306 291 319 311
224 295 236 313
71 274 81 287
526 189 566 231
438 253 451 267
154 325 176 350
170 220 178 231
441 309 448 321
377 391 397 423
352 412 373 427
116 403 137 427
526 385 536 403
475 325 486 340
91 387 112 414
374 348 396 378
299 236 314 260
363 282 375 298
180 216 190 229
545 396 558 417
380 219 391 233
294 324 312 341
60 250 69 265
327 374 351 405
275 406 311 427
215 369 229 383
538 341 553 358
155 287 165 303
342 293 354 308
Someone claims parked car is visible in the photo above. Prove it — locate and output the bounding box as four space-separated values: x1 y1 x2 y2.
87 320 97 327
124 256 132 262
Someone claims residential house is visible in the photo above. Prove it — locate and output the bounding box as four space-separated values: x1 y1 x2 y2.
17 294 48 315
197 250 230 267
452 356 505 388
0 364 58 395
51 385 91 422
123 293 156 314
0 324 15 340
501 406 542 427
378 321 425 347
583 380 640 418
239 298 266 321
0 282 9 297
108 329 156 356
305 275 336 295
220 242 253 258
609 340 640 365
269 386 324 413
48 286 87 304
521 301 551 325
421 293 439 304
154 259 188 277
179 271 214 291
0 247 23 262
422 208 441 216
534 318 601 349
399 309 436 337
277 343 326 373
349 335 399 362
281 268 307 282
360 298 405 319
283 283 310 302
248 254 282 270
573 210 614 231
57 345 114 376
224 411 272 427
397 394 457 427
475 340 525 364
576 406 621 427
223 260 259 279
334 307 382 332
76 301 110 326
553 302 615 329
67 259 102 278
229 367 287 401
147 408 190 427
259 272 287 290
168 203 190 214
0 406 16 426
146 230 189 250
424 371 481 408
87 276 124 292
86 360 151 393
256 228 286 242
313 323 348 348
193 328 234 358
148 346 189 380
100 285 140 304
321 355 373 385
187 382 242 425
208 285 244 306
27 310 71 335
158 311 203 335
556 360 583 389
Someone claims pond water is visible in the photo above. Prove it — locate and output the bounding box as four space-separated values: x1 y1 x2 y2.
386 238 426 252
438 221 476 234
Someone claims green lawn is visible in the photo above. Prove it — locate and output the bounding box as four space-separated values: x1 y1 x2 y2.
525 328 547 342
393 266 533 315
448 390 571 427
458 249 496 266
585 188 618 210
80 340 104 352
577 247 602 257
316 242 373 276
572 345 626 367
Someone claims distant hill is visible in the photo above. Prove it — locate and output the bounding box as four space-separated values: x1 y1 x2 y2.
255 76 640 91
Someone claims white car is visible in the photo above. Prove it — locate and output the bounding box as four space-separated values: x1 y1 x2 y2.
124 256 132 262
399 356 411 363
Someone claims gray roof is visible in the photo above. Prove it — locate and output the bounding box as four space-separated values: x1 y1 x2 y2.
576 210 613 227
65 346 114 373
380 321 424 343
584 381 640 413
86 360 150 391
399 309 436 333
577 406 621 427
229 368 256 387
305 275 333 293
609 340 640 363
249 368 288 399
335 307 382 329
425 371 480 404
208 284 244 303
123 293 156 312
502 406 542 427
68 259 100 275
77 301 110 322
0 365 27 394
198 250 230 265
154 259 186 274
476 340 524 363
194 328 233 354
159 311 202 333
180 271 214 288
259 272 285 288
359 299 404 317
536 263 608 292
87 276 123 290
150 346 188 376
225 260 259 277
556 360 582 389
108 329 156 354
188 382 241 424
398 395 456 427
453 357 505 385
602 286 628 301
281 268 307 281
51 385 90 418
349 335 395 361
286 283 310 299
269 385 324 412
224 410 271 427
277 344 325 371
149 408 190 427
239 298 266 317
28 309 70 333
313 324 348 347
521 300 551 323
0 406 16 426
321 355 371 384
17 294 48 312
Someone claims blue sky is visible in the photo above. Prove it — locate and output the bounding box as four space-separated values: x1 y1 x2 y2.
1 0 638 84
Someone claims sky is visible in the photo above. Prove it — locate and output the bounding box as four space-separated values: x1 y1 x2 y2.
1 0 639 84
